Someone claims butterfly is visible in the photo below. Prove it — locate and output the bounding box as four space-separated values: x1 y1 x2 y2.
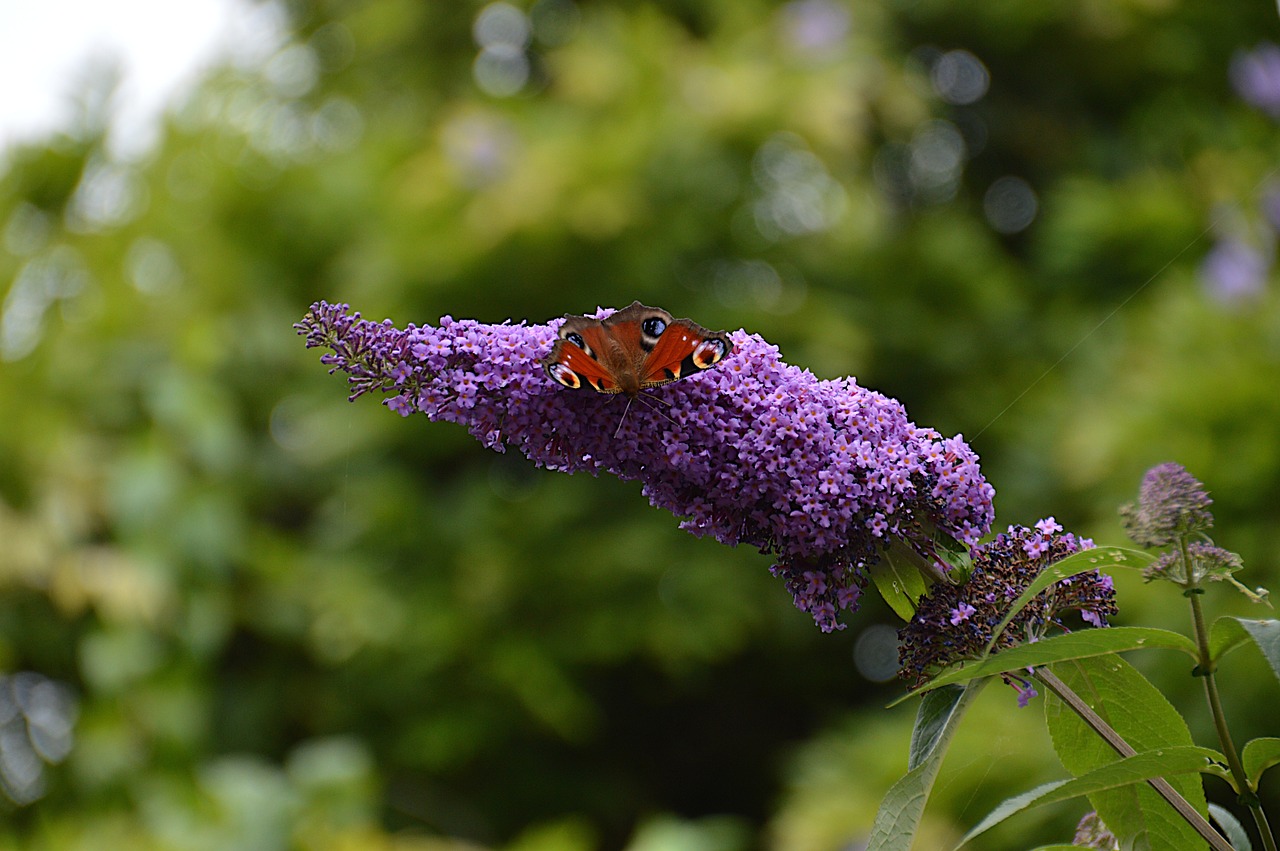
541 302 734 401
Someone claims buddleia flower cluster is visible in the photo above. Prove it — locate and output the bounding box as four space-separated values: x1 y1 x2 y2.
1119 462 1214 548
897 519 1118 701
1121 462 1262 600
296 301 996 631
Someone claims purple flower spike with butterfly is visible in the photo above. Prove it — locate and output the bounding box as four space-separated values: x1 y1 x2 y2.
296 300 995 632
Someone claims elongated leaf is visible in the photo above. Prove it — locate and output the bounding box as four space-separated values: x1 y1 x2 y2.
1076 546 1159 572
906 682 966 771
867 683 983 851
1208 803 1253 851
1210 617 1258 666
982 547 1151 655
895 627 1198 704
956 745 1223 848
870 547 930 621
1046 657 1213 851
1242 737 1280 789
1237 620 1280 680
930 527 973 578
1209 618 1280 683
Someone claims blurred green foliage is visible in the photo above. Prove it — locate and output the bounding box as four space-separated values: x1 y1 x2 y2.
1 0 1278 848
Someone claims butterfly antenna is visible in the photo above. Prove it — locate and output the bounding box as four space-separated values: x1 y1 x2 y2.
635 393 681 428
614 396 635 439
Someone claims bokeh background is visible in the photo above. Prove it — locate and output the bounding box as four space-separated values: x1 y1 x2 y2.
2 0 1279 848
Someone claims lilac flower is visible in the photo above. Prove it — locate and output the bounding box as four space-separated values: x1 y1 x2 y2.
1119 462 1213 548
1022 536 1050 558
897 523 1117 688
1015 681 1038 708
296 301 996 631
386 394 414 417
1034 516 1062 536
1231 43 1280 119
949 602 976 625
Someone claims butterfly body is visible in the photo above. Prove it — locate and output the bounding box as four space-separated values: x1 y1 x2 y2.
541 302 733 398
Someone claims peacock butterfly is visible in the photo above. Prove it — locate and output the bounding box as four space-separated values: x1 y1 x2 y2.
541 302 734 398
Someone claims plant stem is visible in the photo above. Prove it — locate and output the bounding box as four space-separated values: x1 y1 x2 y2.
1035 668 1235 851
1186 582 1278 851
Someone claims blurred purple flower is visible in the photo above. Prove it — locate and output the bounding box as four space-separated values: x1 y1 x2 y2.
440 113 518 186
1262 184 1280 232
779 0 851 56
1231 43 1280 119
1200 238 1270 304
297 301 996 632
1122 464 1260 601
1119 462 1213 548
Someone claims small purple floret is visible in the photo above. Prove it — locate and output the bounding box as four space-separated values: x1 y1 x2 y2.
949 602 976 625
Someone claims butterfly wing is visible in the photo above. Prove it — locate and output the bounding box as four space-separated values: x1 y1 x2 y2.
541 318 625 393
636 317 733 388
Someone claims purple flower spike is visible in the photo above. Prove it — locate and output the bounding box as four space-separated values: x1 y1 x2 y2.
1120 462 1213 548
296 301 996 631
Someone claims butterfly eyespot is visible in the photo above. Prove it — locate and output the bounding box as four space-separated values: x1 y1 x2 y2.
692 338 728 368
547 362 581 388
641 317 667 337
566 332 585 348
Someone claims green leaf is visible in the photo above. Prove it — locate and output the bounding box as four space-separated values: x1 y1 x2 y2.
895 627 1198 704
930 528 973 579
982 547 1152 656
867 682 984 851
1210 617 1258 665
1209 618 1280 683
1242 737 1280 790
1062 546 1158 573
1045 656 1212 851
1238 619 1280 682
1208 803 1252 851
870 546 930 621
906 682 968 771
956 746 1226 848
